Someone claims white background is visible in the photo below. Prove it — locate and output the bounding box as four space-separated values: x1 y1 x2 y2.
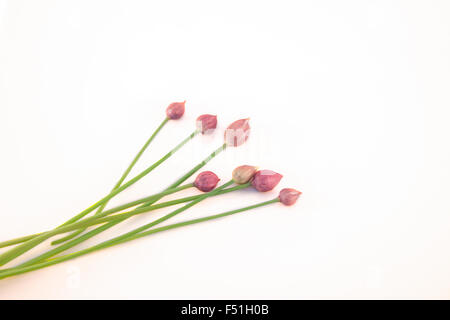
0 0 449 299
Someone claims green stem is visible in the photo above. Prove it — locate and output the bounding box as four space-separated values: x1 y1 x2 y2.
15 143 229 266
97 117 169 213
1 143 228 269
52 117 170 245
0 182 246 249
0 131 199 267
9 184 250 269
140 143 227 207
58 129 198 228
19 180 231 269
121 198 279 243
57 184 250 236
0 197 279 280
0 234 40 249
0 184 193 268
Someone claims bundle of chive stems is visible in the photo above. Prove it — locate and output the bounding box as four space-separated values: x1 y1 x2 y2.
0 101 301 280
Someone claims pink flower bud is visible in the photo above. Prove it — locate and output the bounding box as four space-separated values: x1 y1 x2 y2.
194 171 220 192
232 165 258 184
251 170 283 192
279 188 302 206
196 114 217 134
166 101 186 120
224 118 250 147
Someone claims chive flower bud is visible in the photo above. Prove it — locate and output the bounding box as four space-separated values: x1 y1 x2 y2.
194 171 220 192
279 188 302 206
224 118 250 147
166 101 186 120
196 114 217 134
232 165 258 184
251 170 283 192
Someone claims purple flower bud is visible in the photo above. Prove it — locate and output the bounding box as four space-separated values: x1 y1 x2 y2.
232 165 258 184
224 118 250 147
279 188 302 206
166 101 186 120
251 170 283 192
194 171 220 192
196 114 217 134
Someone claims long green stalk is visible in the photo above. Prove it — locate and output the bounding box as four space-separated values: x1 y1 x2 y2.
0 235 38 250
0 197 279 280
9 183 250 269
0 184 192 264
140 143 227 207
52 117 169 245
0 131 199 267
53 180 233 260
20 144 229 265
0 182 246 249
97 117 169 213
0 143 228 269
0 184 190 249
58 129 199 227
119 198 279 243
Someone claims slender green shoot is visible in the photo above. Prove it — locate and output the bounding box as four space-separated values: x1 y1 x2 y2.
20 144 229 265
0 182 246 249
9 183 250 269
0 131 199 267
52 117 169 245
0 197 279 280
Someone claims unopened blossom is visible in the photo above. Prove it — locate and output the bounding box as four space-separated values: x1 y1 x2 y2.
251 170 283 192
166 101 186 120
232 165 258 184
194 171 220 192
224 118 250 147
279 188 301 206
196 114 217 134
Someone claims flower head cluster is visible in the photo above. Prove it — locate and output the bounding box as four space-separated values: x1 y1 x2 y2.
278 188 301 206
251 170 283 192
194 171 220 192
224 118 250 147
196 114 217 134
166 101 186 120
232 165 258 184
